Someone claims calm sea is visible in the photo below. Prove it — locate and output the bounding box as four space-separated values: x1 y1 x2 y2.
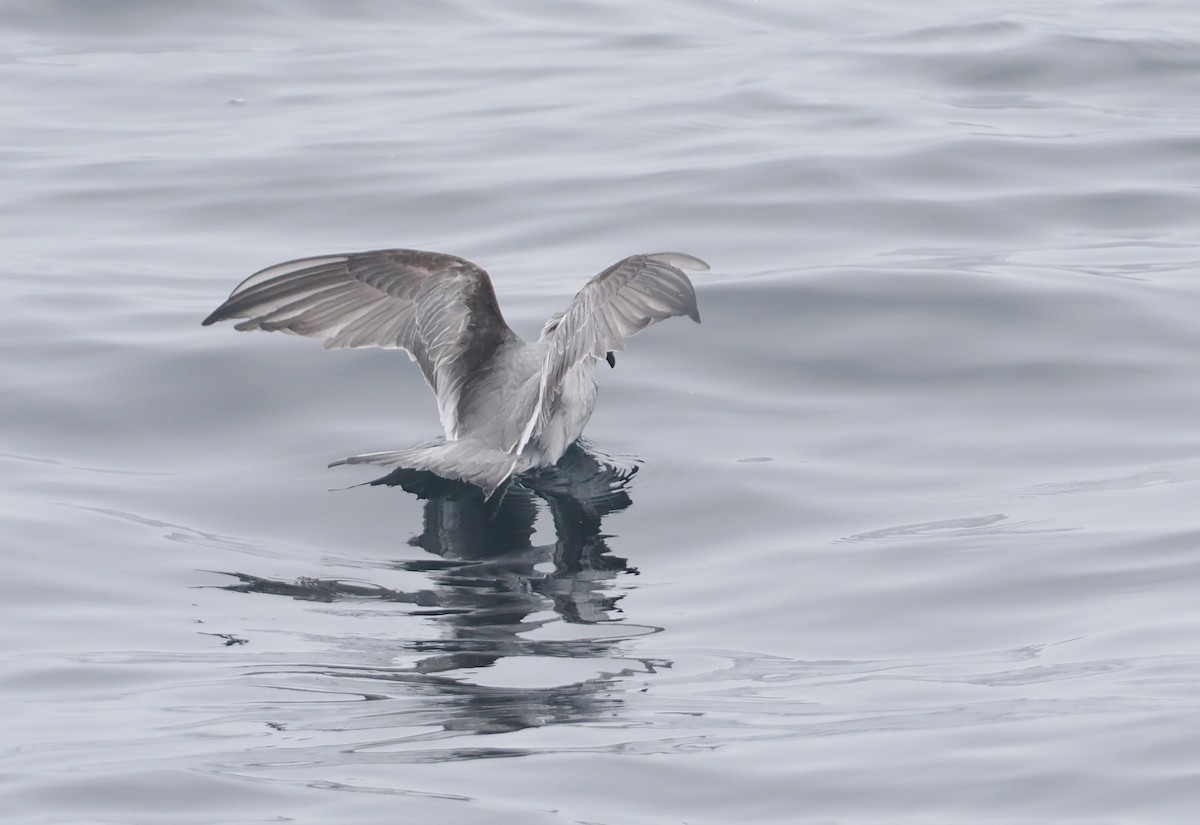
4 1 1200 822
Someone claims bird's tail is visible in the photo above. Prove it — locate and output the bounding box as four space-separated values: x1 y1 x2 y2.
330 439 520 499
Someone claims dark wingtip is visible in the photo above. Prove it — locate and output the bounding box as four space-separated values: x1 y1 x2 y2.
200 307 225 327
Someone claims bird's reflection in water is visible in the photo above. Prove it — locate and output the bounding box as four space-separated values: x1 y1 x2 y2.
220 443 655 684
371 442 641 675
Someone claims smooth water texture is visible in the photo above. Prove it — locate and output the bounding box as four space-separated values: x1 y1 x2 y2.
4 1 1200 823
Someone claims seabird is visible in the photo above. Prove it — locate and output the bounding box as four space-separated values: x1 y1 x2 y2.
203 248 707 497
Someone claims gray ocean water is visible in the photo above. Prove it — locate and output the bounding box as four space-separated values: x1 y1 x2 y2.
5 1 1200 822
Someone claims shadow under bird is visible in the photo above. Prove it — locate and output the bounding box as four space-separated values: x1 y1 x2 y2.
203 248 707 497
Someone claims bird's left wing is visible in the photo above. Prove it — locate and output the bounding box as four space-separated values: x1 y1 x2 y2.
202 248 517 439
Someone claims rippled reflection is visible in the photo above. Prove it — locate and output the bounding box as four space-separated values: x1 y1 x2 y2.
366 442 644 672
215 443 660 747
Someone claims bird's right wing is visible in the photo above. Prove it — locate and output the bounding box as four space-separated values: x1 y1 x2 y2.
510 252 708 454
202 248 517 439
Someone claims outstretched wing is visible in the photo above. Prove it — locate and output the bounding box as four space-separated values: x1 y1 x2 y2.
512 251 708 454
202 248 518 439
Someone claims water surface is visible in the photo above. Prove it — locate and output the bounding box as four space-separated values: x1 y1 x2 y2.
4 1 1200 822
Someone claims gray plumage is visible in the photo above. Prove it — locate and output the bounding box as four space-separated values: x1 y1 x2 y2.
203 248 707 497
